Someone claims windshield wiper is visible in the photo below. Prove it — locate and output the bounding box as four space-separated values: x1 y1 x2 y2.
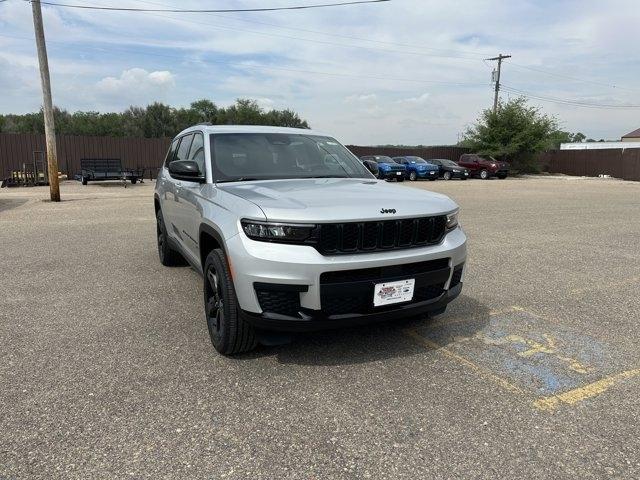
306 175 348 179
217 177 263 183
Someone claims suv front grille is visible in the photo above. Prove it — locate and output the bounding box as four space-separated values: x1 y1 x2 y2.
316 216 447 254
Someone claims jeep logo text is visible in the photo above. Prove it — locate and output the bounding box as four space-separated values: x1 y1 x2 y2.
380 208 396 214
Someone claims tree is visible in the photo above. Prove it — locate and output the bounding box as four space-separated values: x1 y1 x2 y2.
461 97 570 172
0 98 310 138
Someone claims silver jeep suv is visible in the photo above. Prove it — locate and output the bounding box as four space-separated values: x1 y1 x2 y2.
154 125 467 354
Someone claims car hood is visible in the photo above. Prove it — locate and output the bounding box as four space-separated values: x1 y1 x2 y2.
379 162 406 169
218 178 457 222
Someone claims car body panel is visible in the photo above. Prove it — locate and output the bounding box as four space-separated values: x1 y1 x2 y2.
217 178 457 223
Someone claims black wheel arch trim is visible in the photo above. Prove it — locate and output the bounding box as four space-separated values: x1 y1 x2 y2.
199 223 229 273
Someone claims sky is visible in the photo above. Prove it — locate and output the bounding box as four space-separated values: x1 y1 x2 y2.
1 0 639 145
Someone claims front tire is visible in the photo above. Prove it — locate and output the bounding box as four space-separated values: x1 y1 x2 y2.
480 169 490 180
443 171 452 181
409 171 417 181
156 209 184 266
204 249 257 355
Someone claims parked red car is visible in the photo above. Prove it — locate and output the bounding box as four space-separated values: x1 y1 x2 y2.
458 154 509 179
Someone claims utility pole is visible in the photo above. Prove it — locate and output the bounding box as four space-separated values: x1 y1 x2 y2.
31 0 60 202
485 53 511 114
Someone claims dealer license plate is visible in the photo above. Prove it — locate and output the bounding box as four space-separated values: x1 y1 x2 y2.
373 279 415 307
396 171 402 176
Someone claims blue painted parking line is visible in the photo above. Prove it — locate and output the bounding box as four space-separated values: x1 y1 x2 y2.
406 307 638 410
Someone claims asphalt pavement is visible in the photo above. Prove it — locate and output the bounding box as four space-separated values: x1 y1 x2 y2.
1 176 639 479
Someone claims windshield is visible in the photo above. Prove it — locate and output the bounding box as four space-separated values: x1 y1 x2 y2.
407 157 427 164
211 133 372 182
441 159 459 167
374 156 395 163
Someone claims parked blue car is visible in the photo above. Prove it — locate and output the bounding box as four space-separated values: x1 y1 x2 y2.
359 155 407 181
393 156 439 181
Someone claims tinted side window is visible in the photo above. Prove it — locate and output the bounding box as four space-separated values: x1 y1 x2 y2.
176 134 194 162
188 133 205 174
164 138 180 166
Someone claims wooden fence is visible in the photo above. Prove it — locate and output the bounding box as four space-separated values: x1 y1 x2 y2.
0 133 171 179
2 133 639 181
537 148 640 181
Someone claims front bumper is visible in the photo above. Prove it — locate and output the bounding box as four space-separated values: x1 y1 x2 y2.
382 170 406 179
226 226 467 316
451 170 470 178
417 170 438 178
242 282 462 332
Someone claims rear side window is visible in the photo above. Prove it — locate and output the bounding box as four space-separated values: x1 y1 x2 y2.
176 134 194 162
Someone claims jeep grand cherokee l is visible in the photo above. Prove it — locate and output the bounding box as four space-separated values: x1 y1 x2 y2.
155 125 467 355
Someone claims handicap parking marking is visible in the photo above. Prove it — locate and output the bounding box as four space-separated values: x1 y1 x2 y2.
405 307 639 411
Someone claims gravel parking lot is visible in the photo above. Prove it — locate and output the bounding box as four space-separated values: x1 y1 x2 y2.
1 176 639 479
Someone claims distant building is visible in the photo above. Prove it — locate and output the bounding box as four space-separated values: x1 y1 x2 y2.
621 128 640 142
560 141 640 150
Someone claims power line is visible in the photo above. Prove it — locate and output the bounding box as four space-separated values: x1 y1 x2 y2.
26 0 489 63
501 85 640 109
0 32 487 87
133 0 491 59
136 10 485 62
31 0 390 13
505 60 639 93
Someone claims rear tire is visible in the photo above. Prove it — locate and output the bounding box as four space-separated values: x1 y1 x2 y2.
81 176 88 186
428 177 436 181
443 171 452 181
156 209 185 266
480 169 490 180
409 172 417 181
204 248 257 355
497 174 508 179
131 178 137 185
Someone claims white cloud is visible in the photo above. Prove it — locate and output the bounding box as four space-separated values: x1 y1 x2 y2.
1 0 640 143
97 68 175 94
397 93 431 105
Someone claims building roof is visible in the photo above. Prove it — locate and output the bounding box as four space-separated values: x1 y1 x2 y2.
621 128 640 138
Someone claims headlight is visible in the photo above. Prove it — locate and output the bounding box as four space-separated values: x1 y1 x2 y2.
491 163 497 167
446 211 459 231
241 220 315 243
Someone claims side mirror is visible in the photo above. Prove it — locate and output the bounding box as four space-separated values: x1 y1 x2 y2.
168 160 205 183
